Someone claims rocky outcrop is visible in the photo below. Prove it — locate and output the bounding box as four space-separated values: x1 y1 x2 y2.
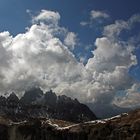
0 108 140 140
0 87 96 123
20 87 44 105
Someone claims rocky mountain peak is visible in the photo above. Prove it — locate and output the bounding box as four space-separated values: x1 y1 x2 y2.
0 96 6 106
0 88 97 122
44 90 57 106
20 87 44 104
7 92 19 103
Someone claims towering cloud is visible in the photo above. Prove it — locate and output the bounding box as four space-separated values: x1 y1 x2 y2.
0 10 86 97
0 10 139 111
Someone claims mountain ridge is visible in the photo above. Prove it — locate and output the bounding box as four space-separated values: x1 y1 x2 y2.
0 108 139 140
0 87 97 123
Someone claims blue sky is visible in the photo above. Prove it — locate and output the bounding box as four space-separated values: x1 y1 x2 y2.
0 0 139 41
0 0 140 39
0 0 140 112
0 0 140 62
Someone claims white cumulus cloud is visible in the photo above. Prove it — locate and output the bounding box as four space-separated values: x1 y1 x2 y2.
90 10 110 19
32 9 60 25
64 32 77 50
80 10 110 27
0 10 139 114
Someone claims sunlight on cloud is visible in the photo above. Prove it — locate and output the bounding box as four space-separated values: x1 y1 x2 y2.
0 10 139 111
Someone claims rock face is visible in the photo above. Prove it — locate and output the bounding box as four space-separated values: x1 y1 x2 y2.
20 87 44 105
0 87 96 123
0 109 140 140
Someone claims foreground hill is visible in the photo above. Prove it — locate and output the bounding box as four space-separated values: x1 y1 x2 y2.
0 108 140 140
0 87 96 122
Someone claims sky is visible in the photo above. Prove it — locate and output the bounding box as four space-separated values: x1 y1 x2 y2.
0 0 140 117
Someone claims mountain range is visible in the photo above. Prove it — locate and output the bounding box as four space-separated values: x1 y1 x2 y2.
0 87 96 123
0 87 140 140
